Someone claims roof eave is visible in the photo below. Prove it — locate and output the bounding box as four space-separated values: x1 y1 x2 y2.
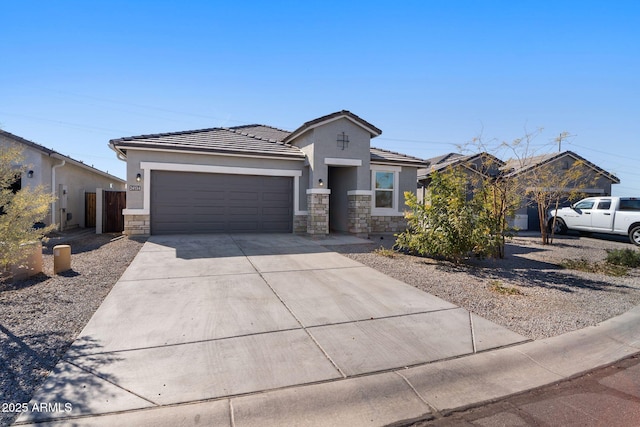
506 151 619 183
283 110 382 143
113 142 306 160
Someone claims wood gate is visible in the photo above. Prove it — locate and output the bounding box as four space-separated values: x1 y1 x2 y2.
104 191 126 233
85 192 96 228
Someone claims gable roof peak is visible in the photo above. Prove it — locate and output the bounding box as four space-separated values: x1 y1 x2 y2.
503 150 620 183
283 110 382 143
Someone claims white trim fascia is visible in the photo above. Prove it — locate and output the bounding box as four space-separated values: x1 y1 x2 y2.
347 190 373 196
324 158 363 167
140 162 303 177
124 146 305 162
306 189 331 195
294 175 303 215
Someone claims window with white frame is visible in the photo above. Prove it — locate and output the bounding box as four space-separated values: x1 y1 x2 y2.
374 171 394 208
371 165 402 214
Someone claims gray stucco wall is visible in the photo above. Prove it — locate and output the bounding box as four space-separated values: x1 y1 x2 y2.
291 118 372 192
398 167 418 211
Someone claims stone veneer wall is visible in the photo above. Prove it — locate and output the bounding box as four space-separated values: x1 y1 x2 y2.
370 215 408 233
124 214 150 236
347 193 371 237
307 192 329 235
293 215 308 233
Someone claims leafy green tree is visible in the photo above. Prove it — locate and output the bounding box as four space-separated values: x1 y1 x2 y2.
396 168 489 263
1 144 56 275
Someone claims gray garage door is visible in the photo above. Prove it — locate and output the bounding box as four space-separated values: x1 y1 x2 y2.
151 171 293 234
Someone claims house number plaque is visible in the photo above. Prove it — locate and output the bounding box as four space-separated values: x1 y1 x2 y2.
128 184 142 191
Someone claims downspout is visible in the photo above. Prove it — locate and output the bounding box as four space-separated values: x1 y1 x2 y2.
51 156 66 229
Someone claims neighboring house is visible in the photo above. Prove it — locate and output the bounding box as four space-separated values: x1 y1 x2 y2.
417 152 504 202
1 130 125 230
502 150 620 230
418 149 619 231
109 110 426 236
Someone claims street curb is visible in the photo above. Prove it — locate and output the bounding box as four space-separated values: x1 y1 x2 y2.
14 306 640 426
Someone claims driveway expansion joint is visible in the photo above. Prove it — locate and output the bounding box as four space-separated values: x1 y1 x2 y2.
232 235 347 378
64 359 159 406
394 371 439 415
21 234 638 426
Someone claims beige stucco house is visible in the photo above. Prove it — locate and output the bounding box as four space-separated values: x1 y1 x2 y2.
109 110 426 236
1 130 125 230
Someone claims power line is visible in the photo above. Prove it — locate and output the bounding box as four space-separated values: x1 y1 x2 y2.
13 84 252 125
569 142 640 163
0 111 134 135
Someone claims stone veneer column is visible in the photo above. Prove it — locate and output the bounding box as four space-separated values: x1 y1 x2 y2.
347 190 372 237
293 215 308 234
123 214 150 236
306 189 330 235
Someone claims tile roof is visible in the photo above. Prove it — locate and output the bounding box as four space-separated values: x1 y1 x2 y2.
370 147 428 166
1 129 125 182
111 117 426 167
284 110 382 143
417 152 504 180
1 129 56 155
502 150 620 183
424 152 466 166
110 125 305 159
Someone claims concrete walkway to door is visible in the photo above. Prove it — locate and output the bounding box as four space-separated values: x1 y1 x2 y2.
16 233 602 426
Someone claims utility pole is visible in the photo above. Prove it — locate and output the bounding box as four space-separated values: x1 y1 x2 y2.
558 133 562 152
556 132 575 152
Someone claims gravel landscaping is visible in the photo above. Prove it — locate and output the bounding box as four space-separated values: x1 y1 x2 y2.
327 232 640 341
1 230 639 426
0 231 145 426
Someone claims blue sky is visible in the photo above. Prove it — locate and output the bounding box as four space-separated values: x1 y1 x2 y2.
2 1 639 194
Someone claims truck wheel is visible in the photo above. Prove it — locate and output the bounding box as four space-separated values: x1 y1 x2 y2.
549 218 568 235
630 225 640 246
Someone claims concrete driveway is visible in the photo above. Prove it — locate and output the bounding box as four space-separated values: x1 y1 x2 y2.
17 233 528 425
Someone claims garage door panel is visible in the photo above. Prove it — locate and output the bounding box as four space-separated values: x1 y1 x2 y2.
151 171 293 234
263 207 291 215
229 191 259 201
264 192 290 202
229 209 260 217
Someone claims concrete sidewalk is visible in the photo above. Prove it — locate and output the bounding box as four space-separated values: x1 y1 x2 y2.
14 234 640 426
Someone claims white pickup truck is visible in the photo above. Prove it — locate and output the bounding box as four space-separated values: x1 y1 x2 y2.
549 197 640 246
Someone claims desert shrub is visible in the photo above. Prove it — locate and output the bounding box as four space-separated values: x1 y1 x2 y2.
373 247 398 258
605 248 640 268
488 280 523 296
561 258 628 277
395 169 502 263
1 145 56 274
